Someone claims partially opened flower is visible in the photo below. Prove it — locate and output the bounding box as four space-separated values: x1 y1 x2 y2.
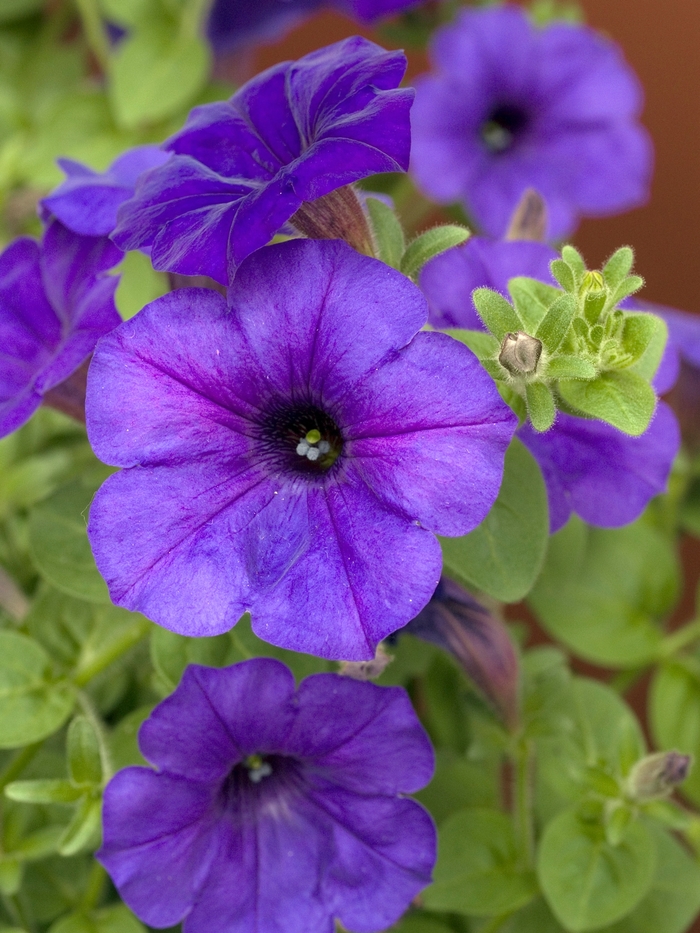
113 37 414 285
0 220 121 437
410 5 652 239
98 658 436 933
86 239 516 660
41 146 170 238
419 236 679 532
208 0 422 52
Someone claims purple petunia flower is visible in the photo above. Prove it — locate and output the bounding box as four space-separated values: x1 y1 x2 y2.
410 5 653 239
420 236 557 330
41 146 171 238
98 658 436 933
419 236 680 533
86 239 516 660
112 37 414 285
0 219 121 438
207 0 422 52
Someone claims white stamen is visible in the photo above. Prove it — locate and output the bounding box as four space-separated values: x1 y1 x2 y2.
296 440 310 456
248 762 273 783
306 447 320 461
317 440 330 454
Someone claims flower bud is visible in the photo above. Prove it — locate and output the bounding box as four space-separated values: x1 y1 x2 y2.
499 331 542 375
290 184 375 257
405 577 520 730
581 270 605 294
627 751 692 801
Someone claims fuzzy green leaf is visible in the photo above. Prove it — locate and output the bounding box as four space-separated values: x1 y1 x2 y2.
550 258 576 292
620 313 661 365
67 717 103 788
400 225 470 280
560 245 586 278
58 796 101 857
536 293 577 353
525 381 556 432
508 277 561 331
603 247 635 290
545 356 597 381
472 288 521 340
5 780 82 805
365 198 405 270
558 370 656 436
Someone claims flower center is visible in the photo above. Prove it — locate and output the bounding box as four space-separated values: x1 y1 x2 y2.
262 402 343 474
481 104 529 153
243 753 273 783
219 753 305 819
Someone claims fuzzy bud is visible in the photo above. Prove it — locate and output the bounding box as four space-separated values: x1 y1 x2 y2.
627 751 692 801
499 331 543 375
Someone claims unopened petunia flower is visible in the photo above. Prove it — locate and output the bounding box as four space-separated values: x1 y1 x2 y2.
113 37 414 285
98 658 436 933
410 5 653 239
86 239 517 660
419 236 680 532
41 146 170 239
0 219 121 437
207 0 422 52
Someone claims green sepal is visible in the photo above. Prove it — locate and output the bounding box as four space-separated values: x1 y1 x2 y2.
5 780 82 805
620 312 662 366
472 288 521 340
423 807 538 916
560 244 586 279
508 277 562 332
550 258 576 292
400 225 469 280
67 717 103 788
558 370 656 436
603 246 634 290
365 198 405 270
525 381 556 432
535 293 577 353
439 439 549 602
58 795 102 857
583 291 607 325
545 356 597 381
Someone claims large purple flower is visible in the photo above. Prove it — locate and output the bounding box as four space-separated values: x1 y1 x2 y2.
113 37 414 285
410 5 652 239
0 220 121 438
86 239 516 660
207 0 422 52
41 146 170 238
98 658 436 933
419 236 679 532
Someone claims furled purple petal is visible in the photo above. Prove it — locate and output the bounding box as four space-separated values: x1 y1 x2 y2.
139 662 297 781
113 38 413 283
42 146 170 237
518 403 680 533
420 237 558 330
345 332 517 536
410 6 652 238
97 769 220 928
287 675 434 794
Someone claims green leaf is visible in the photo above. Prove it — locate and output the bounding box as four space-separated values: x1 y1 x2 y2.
424 807 538 916
529 517 676 668
49 903 146 933
445 328 500 362
560 245 586 279
5 780 81 805
414 749 499 825
550 258 576 292
389 914 453 933
508 277 561 332
365 198 405 270
627 315 668 384
545 356 597 381
67 717 102 788
58 795 101 857
0 631 74 748
472 288 521 340
440 439 549 602
12 825 64 861
97 0 155 27
502 897 566 932
110 22 210 129
28 478 111 603
151 627 240 695
109 705 153 771
620 313 661 366
114 251 169 321
0 859 22 896
22 855 92 924
525 381 556 432
603 248 635 291
537 808 656 932
400 225 470 280
649 659 700 806
421 655 470 754
0 0 44 23
535 293 577 353
558 370 656 436
610 275 644 306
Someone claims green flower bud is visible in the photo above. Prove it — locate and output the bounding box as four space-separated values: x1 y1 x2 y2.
627 751 692 801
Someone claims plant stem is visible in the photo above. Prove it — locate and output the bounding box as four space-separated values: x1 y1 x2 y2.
76 690 114 782
72 618 151 688
80 860 106 911
514 738 535 869
0 743 42 793
660 617 700 658
74 0 111 73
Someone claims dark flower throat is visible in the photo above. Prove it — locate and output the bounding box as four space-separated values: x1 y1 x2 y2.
262 402 343 474
481 103 529 153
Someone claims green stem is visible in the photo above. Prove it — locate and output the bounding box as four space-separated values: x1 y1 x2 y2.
514 739 535 869
76 690 114 782
0 743 42 793
660 617 700 658
74 0 112 73
80 861 106 911
72 618 151 688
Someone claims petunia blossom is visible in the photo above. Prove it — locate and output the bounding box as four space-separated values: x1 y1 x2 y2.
98 658 436 933
41 146 170 238
86 239 516 660
410 5 653 239
0 220 121 438
113 37 414 285
207 0 423 52
419 235 680 533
